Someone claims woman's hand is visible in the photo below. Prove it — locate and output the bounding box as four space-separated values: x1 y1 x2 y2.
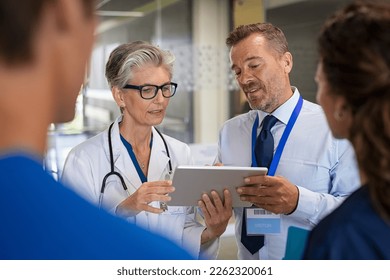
116 180 175 216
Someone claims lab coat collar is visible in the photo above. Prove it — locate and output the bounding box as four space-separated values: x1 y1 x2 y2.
149 126 171 181
103 116 139 191
103 116 171 191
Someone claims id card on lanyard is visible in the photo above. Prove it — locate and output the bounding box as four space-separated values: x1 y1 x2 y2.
246 95 303 235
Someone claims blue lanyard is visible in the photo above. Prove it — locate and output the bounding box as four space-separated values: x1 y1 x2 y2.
120 134 153 183
251 95 303 176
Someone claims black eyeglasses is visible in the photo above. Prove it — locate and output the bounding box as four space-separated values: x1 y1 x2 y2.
123 82 178 100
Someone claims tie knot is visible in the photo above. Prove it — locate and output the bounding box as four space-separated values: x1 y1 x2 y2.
262 115 278 131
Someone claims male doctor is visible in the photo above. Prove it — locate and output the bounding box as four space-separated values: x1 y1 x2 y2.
217 22 360 260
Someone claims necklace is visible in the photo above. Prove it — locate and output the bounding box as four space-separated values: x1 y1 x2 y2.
119 133 151 172
133 151 148 170
138 160 146 170
132 135 152 171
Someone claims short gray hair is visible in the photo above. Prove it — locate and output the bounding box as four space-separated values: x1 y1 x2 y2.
105 41 175 88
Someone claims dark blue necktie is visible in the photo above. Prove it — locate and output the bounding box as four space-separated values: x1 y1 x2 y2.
255 115 278 168
241 115 278 254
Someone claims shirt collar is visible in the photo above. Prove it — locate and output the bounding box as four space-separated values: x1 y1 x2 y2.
257 87 300 126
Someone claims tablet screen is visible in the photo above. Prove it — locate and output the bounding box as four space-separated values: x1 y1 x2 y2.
169 165 268 207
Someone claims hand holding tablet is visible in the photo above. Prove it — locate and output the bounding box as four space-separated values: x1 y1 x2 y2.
169 165 268 207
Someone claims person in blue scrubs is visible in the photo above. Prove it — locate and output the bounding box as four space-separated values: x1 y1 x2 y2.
0 0 191 260
303 0 390 259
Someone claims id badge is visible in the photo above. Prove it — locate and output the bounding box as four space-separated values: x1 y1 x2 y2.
246 208 281 235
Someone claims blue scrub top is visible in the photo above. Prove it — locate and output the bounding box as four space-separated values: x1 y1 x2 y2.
303 185 390 260
0 154 193 260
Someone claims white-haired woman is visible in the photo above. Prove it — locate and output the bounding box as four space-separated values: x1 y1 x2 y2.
62 41 232 259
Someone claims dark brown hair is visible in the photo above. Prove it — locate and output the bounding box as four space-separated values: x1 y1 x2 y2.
319 0 390 220
0 0 95 65
226 22 289 56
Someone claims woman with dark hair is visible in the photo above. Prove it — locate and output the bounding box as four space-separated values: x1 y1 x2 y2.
304 0 390 259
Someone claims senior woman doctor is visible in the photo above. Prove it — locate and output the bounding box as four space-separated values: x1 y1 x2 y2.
61 41 232 259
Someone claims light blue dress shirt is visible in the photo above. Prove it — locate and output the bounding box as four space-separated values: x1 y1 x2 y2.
217 87 360 260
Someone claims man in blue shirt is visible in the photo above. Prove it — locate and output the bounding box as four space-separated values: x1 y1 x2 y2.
0 0 191 260
218 22 360 259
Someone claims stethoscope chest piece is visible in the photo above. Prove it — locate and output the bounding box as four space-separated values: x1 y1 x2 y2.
164 172 172 180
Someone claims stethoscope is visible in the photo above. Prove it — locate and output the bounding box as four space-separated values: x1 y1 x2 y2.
98 122 172 209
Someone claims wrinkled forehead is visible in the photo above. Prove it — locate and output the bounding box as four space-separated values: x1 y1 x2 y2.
229 34 274 67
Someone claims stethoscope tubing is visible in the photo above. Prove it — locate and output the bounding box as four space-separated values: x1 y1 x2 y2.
98 122 172 208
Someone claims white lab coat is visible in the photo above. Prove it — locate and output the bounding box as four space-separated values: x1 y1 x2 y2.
62 117 218 259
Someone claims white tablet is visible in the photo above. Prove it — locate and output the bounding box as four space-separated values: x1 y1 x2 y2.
169 165 268 207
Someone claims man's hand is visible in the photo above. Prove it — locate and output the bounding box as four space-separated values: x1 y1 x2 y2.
237 175 299 214
198 189 233 244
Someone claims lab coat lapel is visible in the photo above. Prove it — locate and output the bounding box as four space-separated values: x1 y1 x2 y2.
104 117 142 192
148 127 171 181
